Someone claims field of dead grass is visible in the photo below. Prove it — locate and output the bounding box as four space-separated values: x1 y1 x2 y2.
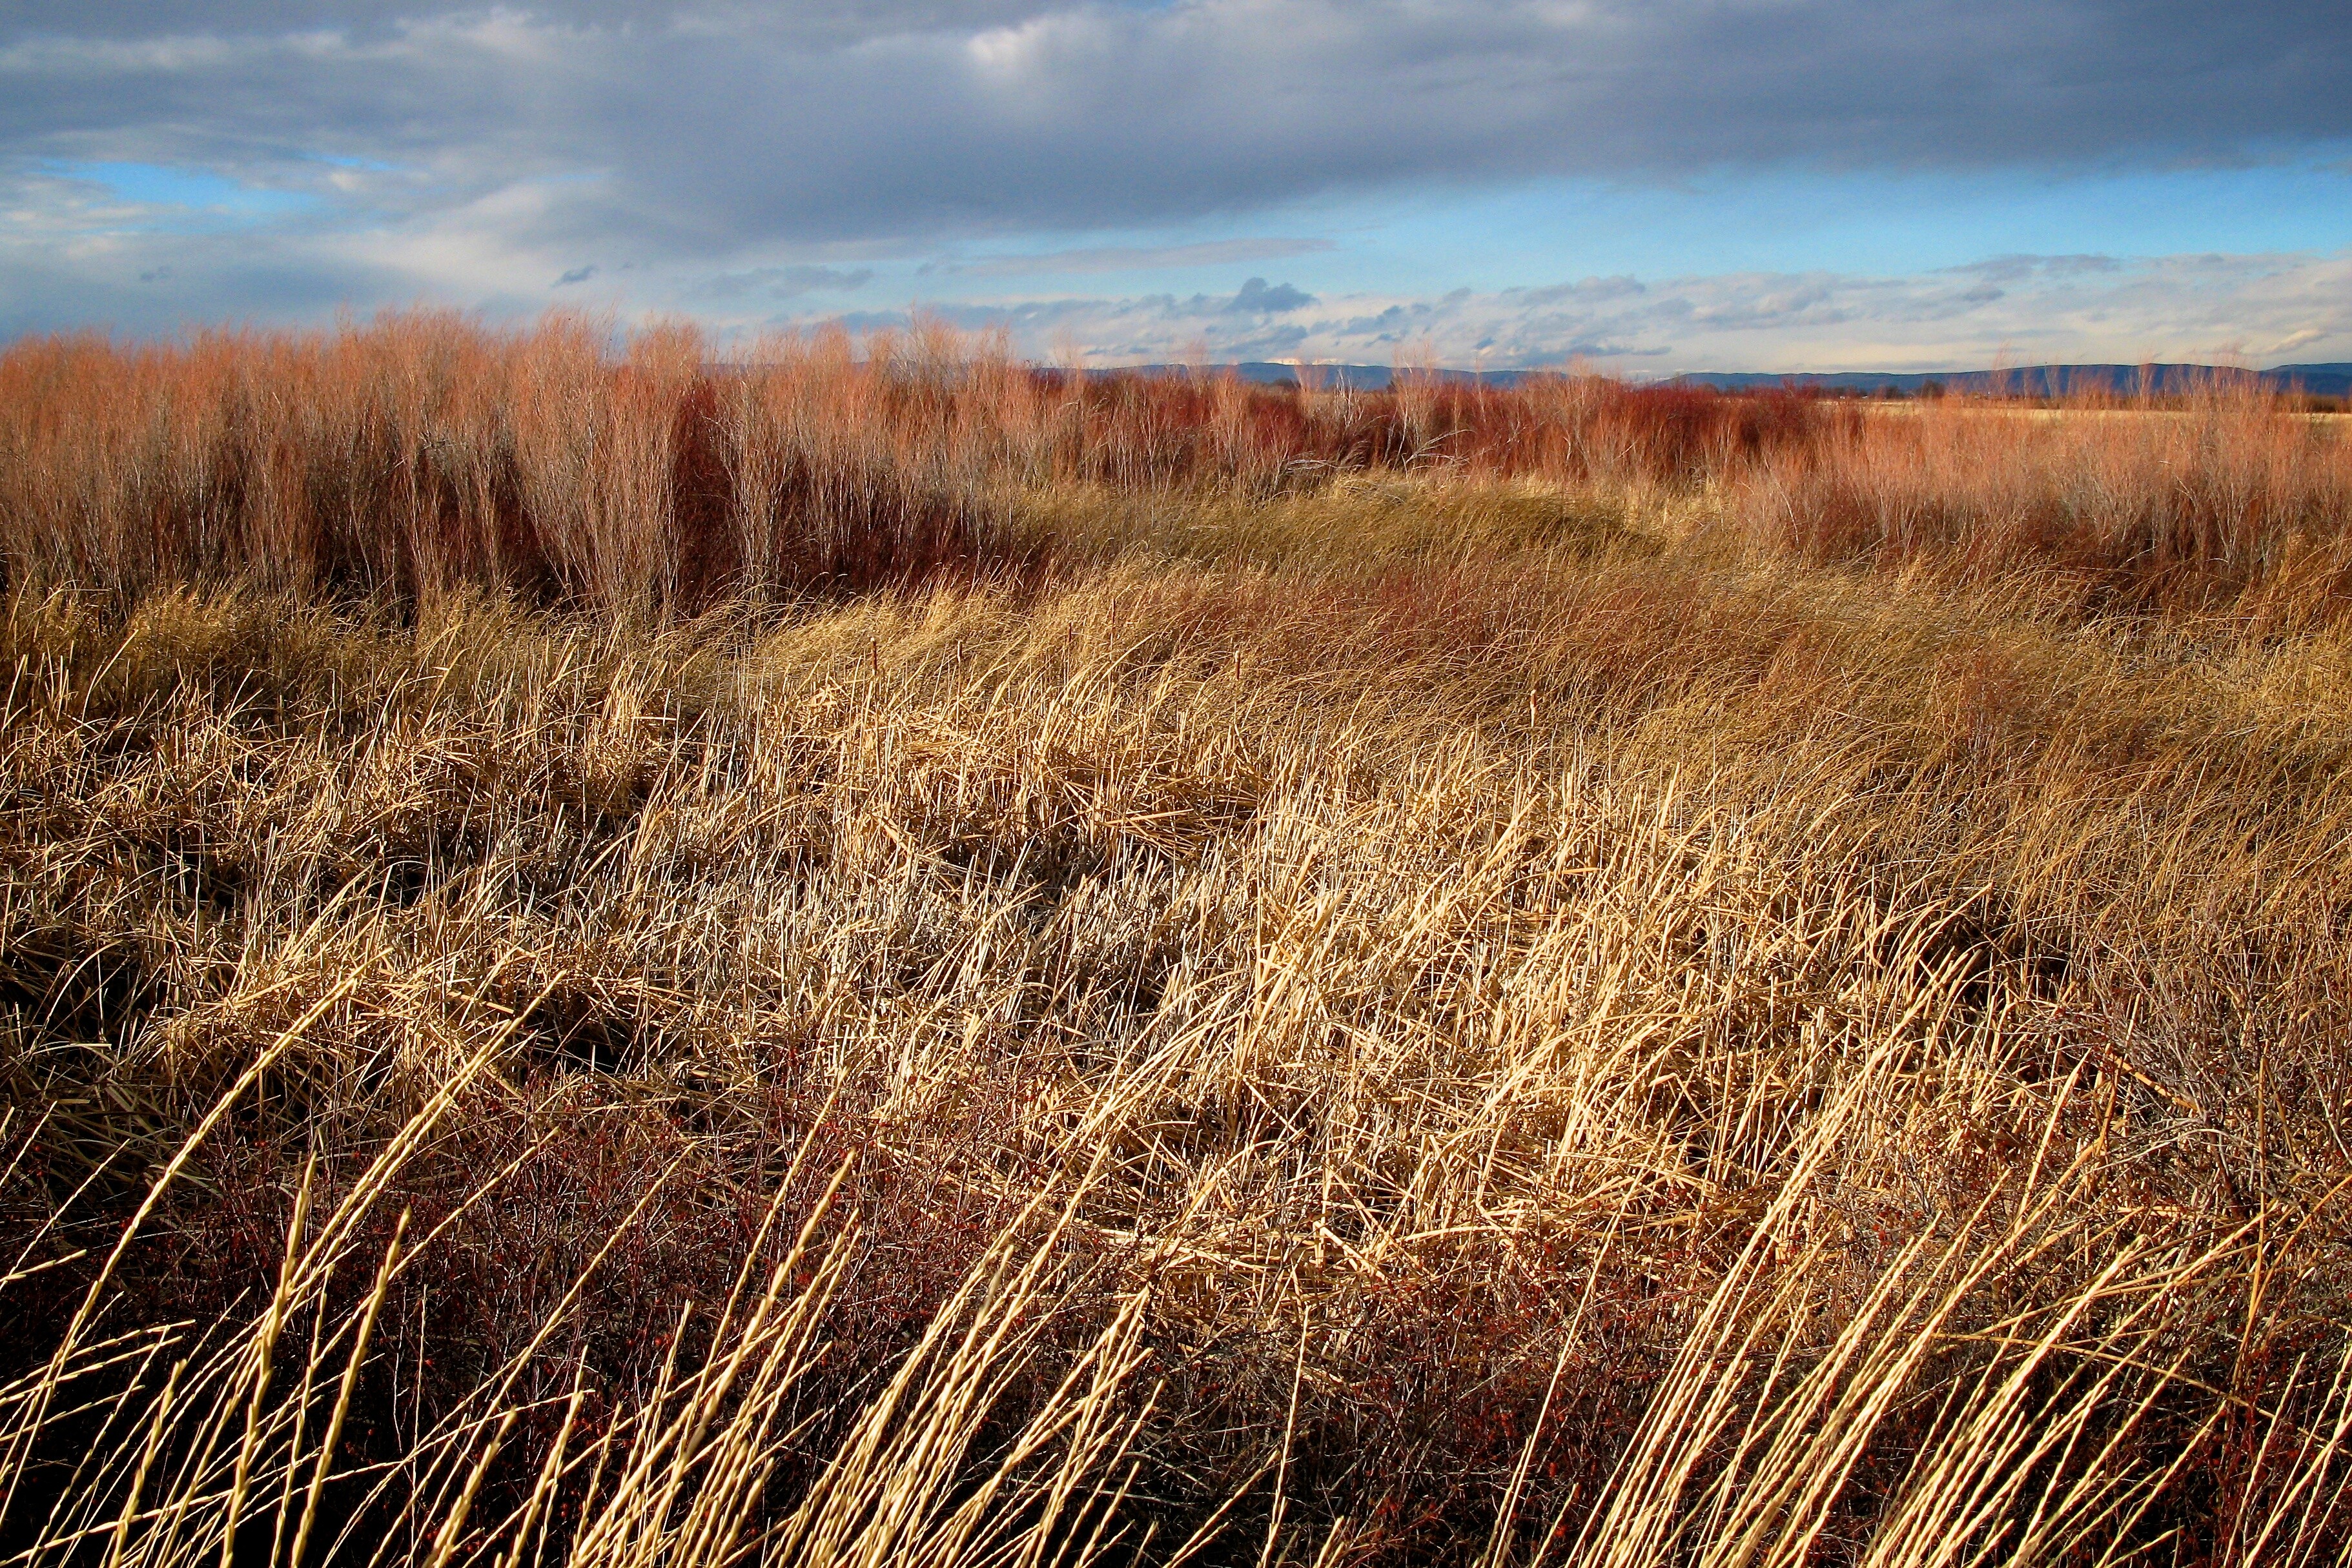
4 315 2352 1568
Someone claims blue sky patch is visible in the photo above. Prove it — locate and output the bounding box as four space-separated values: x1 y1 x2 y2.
39 161 316 227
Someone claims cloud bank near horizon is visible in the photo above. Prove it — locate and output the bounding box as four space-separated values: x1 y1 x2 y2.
794 250 2352 371
3 1 2348 366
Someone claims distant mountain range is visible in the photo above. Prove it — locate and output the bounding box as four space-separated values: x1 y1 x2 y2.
1662 363 2352 398
1118 362 2352 397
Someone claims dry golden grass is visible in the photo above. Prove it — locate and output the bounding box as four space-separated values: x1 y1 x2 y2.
4 316 2352 1568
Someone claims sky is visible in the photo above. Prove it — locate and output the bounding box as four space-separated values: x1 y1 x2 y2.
3 1 2349 372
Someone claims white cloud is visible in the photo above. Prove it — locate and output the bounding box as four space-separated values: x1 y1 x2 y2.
766 250 2352 371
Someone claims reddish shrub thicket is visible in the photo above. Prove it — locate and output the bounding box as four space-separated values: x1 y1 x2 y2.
0 312 1834 613
5 312 2346 618
1738 388 2352 613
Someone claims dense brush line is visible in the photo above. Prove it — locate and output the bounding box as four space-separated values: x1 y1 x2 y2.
0 311 1900 611
5 313 2348 618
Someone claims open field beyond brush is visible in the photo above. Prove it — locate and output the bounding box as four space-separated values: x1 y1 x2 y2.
5 317 2352 1568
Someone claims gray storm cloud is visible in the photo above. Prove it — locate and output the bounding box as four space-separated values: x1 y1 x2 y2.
2 1 2347 354
2 1 2346 251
